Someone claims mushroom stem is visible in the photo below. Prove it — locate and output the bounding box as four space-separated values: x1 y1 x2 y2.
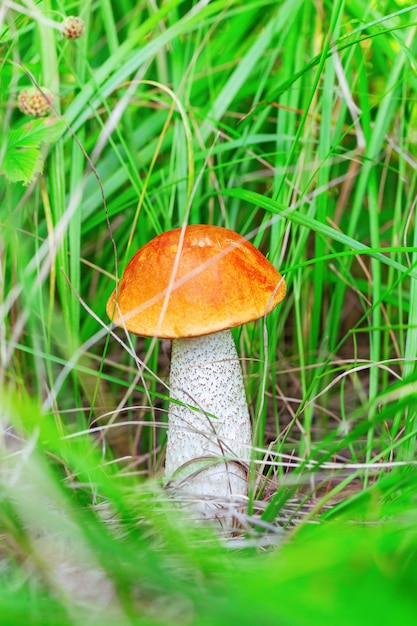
165 330 252 520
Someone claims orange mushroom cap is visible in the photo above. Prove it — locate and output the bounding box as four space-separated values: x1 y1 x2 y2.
106 225 286 339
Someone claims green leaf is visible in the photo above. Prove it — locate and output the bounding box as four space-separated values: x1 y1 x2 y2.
0 117 65 185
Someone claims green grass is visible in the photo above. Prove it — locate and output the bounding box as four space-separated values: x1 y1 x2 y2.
2 0 417 623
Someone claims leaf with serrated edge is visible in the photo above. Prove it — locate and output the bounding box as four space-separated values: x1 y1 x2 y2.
0 117 65 185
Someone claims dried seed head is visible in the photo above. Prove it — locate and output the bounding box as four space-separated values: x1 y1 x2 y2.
62 16 85 40
17 87 53 117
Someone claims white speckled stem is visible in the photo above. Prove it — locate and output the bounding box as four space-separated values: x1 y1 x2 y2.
165 330 252 520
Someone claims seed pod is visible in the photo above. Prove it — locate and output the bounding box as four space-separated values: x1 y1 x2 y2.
17 87 53 117
62 16 85 40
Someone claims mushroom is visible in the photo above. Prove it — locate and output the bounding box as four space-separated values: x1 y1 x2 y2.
106 225 286 522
